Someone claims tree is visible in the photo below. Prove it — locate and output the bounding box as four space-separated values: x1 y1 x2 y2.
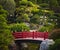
0 6 13 50
0 16 13 50
15 0 40 23
0 0 16 15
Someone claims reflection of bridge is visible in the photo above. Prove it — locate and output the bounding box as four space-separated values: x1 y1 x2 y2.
12 31 49 43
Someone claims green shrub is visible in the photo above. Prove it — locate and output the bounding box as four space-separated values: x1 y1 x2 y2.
10 23 30 32
49 39 60 50
38 26 47 32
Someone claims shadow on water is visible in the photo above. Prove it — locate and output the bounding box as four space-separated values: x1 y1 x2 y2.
15 40 42 50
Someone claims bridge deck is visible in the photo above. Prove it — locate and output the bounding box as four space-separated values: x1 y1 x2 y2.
14 38 46 41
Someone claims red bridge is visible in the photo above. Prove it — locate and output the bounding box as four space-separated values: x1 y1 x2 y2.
12 31 49 41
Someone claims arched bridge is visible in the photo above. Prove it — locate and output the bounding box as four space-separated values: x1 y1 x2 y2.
12 31 49 43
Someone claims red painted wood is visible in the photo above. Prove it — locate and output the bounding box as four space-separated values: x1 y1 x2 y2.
12 31 49 40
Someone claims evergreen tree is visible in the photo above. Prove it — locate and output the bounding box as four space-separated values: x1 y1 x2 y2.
0 0 16 15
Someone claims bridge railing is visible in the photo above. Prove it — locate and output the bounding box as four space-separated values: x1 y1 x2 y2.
12 31 49 40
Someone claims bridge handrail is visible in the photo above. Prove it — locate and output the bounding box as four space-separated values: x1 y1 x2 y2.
12 31 49 40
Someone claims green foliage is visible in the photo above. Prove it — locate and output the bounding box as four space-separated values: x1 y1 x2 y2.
49 29 60 40
0 29 13 50
0 15 6 22
40 3 49 8
0 5 2 9
49 39 60 50
29 0 37 4
38 23 55 32
19 0 28 5
37 0 42 4
23 13 30 21
41 10 54 15
30 14 40 24
31 6 39 13
0 29 13 45
49 0 60 13
0 18 13 50
15 0 56 30
0 5 8 18
54 14 60 28
16 13 30 23
10 23 30 32
15 0 40 23
30 23 39 29
38 26 47 32
49 0 59 7
0 0 16 15
22 0 28 1
57 0 60 6
0 15 7 31
28 1 35 7
0 6 13 50
0 0 60 50
19 0 34 7
0 5 8 30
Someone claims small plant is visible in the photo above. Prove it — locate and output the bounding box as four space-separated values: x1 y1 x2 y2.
10 23 30 32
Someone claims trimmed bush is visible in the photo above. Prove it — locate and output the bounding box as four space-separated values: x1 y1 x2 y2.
49 29 60 40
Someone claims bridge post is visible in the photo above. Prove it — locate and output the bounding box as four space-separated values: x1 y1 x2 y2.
33 31 34 39
44 32 49 40
44 32 45 40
